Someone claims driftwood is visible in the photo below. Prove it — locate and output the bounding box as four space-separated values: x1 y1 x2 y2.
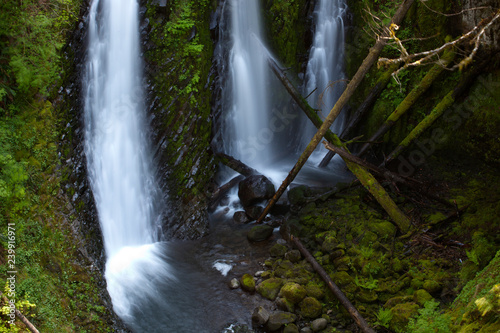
319 64 399 167
282 231 376 333
214 152 258 177
257 0 416 232
1 293 39 333
357 50 455 157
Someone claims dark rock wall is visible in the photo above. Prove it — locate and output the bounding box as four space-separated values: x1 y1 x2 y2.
141 0 217 239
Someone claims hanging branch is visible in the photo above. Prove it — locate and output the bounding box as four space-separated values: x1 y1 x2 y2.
378 9 500 75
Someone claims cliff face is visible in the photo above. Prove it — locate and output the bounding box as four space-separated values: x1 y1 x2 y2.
141 0 217 239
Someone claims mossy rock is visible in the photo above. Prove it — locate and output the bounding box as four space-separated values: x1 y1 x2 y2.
247 225 274 242
357 289 378 303
423 279 442 294
240 274 256 292
285 250 302 263
369 220 396 241
276 297 295 313
266 312 297 331
299 297 323 318
288 185 311 206
270 243 288 257
257 278 284 300
413 289 433 307
332 271 354 287
389 303 419 332
283 323 299 333
280 282 307 304
305 284 325 300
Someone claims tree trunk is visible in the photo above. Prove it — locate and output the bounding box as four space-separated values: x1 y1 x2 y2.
357 50 455 157
319 63 399 167
1 293 40 333
257 0 416 229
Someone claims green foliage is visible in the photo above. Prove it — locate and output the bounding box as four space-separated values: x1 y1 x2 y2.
406 300 452 333
375 307 393 328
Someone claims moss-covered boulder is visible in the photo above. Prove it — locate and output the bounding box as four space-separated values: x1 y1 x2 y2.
240 274 256 292
247 225 274 242
280 282 307 304
389 303 419 332
299 297 323 318
270 243 288 257
267 312 297 331
257 278 285 300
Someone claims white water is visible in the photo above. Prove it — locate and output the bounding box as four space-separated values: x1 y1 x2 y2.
83 0 173 321
225 0 271 170
302 0 348 162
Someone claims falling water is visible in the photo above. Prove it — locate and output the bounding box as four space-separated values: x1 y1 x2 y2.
223 0 272 169
83 0 172 324
302 0 347 158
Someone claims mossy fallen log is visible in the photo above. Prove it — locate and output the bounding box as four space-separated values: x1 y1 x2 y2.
214 152 259 177
357 50 455 157
383 60 488 166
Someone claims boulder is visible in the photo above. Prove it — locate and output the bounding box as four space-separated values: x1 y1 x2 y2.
233 211 250 223
311 318 328 332
240 274 256 292
247 225 274 242
280 282 307 304
256 278 284 300
270 243 288 257
238 175 275 207
283 323 300 333
266 312 297 331
252 306 270 326
299 297 322 318
244 205 264 220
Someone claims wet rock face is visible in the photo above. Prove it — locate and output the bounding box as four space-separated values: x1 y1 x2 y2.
140 0 217 240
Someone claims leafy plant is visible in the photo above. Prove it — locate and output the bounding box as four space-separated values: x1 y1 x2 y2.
406 300 451 333
375 307 393 328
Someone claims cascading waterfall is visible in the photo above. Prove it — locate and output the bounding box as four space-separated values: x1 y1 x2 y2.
83 0 173 324
224 0 272 169
301 0 347 159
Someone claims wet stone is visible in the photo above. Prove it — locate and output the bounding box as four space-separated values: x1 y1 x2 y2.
233 211 250 223
229 278 240 289
266 312 297 331
311 318 328 332
247 225 274 242
238 175 275 207
252 306 270 326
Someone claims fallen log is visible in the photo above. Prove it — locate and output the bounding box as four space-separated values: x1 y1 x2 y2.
284 232 376 333
257 0 416 232
356 50 455 157
214 152 259 177
209 175 245 211
319 64 399 167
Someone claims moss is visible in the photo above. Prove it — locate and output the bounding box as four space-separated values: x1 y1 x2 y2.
280 282 307 304
257 278 285 301
299 296 323 318
240 273 256 292
389 302 419 333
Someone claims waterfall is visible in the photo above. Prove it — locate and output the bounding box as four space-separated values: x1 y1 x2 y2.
222 0 272 170
83 0 173 322
302 0 347 158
